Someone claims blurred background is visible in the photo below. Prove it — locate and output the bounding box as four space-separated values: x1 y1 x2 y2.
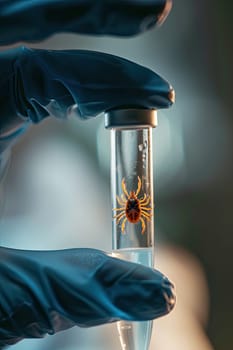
0 1 232 349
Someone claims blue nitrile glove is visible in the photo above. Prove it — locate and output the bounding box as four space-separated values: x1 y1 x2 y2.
0 247 175 348
0 46 174 152
0 0 172 44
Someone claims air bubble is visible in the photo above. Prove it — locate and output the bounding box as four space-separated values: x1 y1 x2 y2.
138 144 143 151
143 140 148 151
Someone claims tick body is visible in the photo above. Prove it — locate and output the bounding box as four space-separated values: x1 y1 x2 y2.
113 176 152 234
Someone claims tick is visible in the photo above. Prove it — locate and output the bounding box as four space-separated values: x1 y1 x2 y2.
113 176 153 234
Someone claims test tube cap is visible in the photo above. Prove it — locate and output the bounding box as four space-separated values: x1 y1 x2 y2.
104 108 158 129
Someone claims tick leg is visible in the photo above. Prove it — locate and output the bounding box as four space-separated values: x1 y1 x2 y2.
141 212 152 221
113 211 125 219
141 210 153 217
115 213 126 225
140 218 146 234
121 194 127 203
140 196 150 206
122 178 130 199
135 176 142 197
113 211 126 224
113 207 125 211
139 193 147 203
117 214 126 225
121 217 128 234
140 207 153 211
116 195 126 206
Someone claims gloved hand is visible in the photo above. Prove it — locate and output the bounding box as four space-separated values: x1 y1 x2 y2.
0 247 175 348
0 46 174 152
0 0 172 44
0 1 175 348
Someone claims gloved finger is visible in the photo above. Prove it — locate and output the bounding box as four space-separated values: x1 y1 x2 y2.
0 246 175 347
0 0 172 45
0 46 174 137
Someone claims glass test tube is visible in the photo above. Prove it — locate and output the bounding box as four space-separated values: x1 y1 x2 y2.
105 109 157 350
